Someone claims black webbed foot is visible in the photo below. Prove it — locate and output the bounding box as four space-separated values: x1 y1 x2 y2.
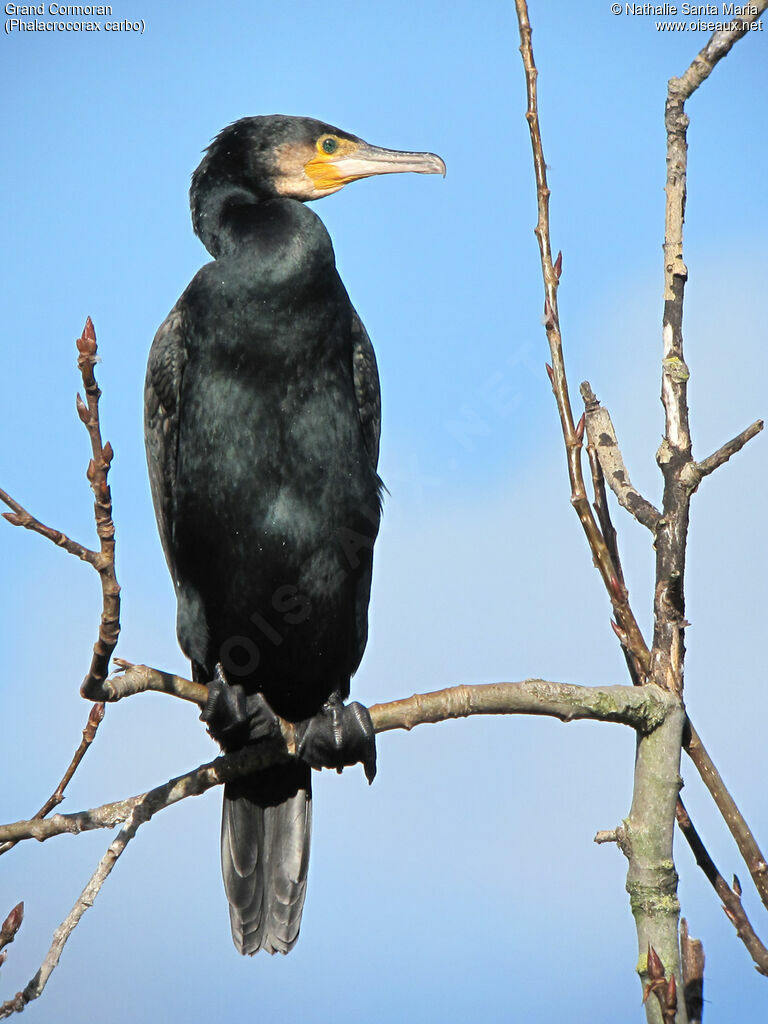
200 664 280 750
296 695 377 783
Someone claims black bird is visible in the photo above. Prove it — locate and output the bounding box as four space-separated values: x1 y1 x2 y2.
145 115 444 955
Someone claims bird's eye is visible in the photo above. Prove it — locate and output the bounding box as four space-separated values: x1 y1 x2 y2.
321 137 338 155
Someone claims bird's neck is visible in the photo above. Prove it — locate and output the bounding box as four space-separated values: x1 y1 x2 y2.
191 182 266 258
191 184 336 292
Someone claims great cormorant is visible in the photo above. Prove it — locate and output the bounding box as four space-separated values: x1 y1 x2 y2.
144 115 444 955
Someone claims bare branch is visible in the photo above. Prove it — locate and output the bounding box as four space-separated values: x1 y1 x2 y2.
0 676 678 1015
594 829 621 846
684 723 768 913
1 804 149 1018
672 4 768 103
110 659 207 706
369 679 671 733
676 799 768 977
580 382 661 532
654 7 765 695
0 735 291 846
0 488 96 565
680 920 705 1024
75 318 121 700
0 318 121 703
48 656 768 963
103 663 678 732
583 443 646 688
0 680 675 847
0 704 105 857
584 432 624 584
681 420 764 493
514 0 651 683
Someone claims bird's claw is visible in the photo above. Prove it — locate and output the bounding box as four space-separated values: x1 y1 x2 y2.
200 664 280 750
296 699 377 783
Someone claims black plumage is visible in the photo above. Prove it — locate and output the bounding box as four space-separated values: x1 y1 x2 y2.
145 115 444 955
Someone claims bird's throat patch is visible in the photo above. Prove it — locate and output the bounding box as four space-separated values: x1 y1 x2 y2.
303 137 360 191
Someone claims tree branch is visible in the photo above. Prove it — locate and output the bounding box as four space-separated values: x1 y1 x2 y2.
0 703 105 857
653 0 767 697
0 490 97 564
1 802 152 1018
0 677 678 1016
624 704 688 1023
514 0 651 686
680 420 764 494
110 659 208 706
583 439 646 688
0 680 675 847
52 656 768 954
0 318 120 704
672 5 768 102
74 318 121 700
580 381 662 533
514 5 693 1017
684 723 768 913
676 799 768 977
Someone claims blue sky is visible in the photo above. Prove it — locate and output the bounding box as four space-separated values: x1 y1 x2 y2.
1 1 766 1020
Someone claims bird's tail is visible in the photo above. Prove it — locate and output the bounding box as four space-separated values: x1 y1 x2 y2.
221 760 312 955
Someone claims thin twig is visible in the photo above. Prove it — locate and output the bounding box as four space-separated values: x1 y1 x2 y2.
109 659 208 706
514 4 722 1013
681 420 764 493
580 382 662 533
0 731 294 1019
584 438 624 584
0 704 105 857
0 489 97 564
676 799 768 976
594 829 620 846
74 318 121 699
584 440 650 689
514 0 651 683
0 804 145 1018
684 723 768 913
0 318 121 701
672 6 768 101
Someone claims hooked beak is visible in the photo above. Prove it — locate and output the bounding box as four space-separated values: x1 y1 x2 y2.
304 139 446 195
329 140 446 183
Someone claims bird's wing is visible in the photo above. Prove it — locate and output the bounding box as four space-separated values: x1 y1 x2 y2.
144 305 187 572
349 309 382 674
350 308 381 469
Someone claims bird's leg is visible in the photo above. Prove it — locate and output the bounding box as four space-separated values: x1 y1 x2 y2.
295 692 377 783
200 664 280 750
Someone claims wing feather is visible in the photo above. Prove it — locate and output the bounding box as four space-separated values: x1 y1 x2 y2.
144 306 187 574
350 308 381 470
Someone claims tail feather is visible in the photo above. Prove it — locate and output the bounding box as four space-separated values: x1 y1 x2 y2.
221 761 312 956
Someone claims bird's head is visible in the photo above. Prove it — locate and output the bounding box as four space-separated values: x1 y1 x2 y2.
190 116 445 254
193 114 445 203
